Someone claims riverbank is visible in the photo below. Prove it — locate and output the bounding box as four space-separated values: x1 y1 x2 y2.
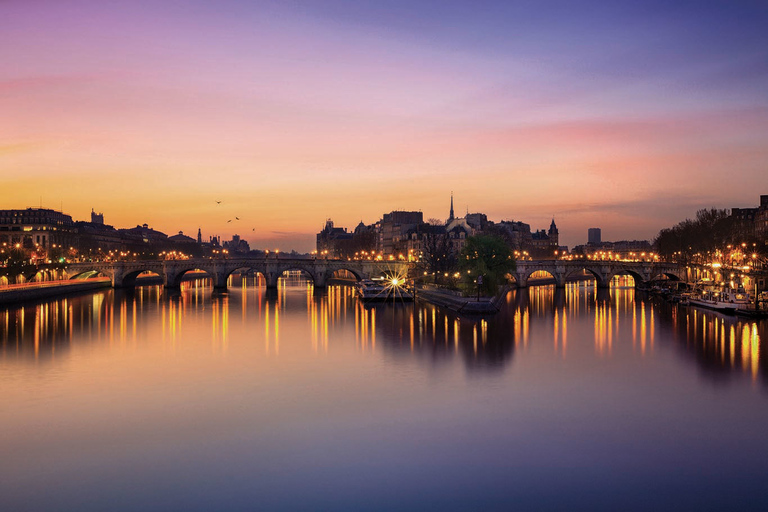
416 285 506 315
415 275 597 315
0 279 112 306
0 273 217 306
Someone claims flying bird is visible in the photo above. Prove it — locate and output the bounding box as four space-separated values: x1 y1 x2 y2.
227 219 232 223
235 217 240 220
215 200 221 205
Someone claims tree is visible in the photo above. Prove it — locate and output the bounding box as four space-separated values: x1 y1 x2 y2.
420 228 457 284
1 246 33 283
654 208 738 261
458 234 515 296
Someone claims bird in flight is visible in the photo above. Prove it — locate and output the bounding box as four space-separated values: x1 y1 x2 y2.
227 219 232 223
235 217 240 220
215 200 222 205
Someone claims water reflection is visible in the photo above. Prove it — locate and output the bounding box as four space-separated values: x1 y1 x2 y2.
657 297 765 384
1 278 765 387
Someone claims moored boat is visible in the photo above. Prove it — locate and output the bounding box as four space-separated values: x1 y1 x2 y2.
356 277 414 302
687 289 738 313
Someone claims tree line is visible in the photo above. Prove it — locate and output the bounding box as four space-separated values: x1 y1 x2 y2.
654 208 764 261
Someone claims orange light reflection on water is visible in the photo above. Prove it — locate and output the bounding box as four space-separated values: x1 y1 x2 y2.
0 279 764 385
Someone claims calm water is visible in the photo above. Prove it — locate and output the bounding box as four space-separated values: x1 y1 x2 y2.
1 278 767 511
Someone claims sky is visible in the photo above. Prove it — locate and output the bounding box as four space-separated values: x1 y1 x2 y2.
2 0 768 252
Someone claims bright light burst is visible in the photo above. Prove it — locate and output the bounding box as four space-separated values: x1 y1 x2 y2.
380 263 411 301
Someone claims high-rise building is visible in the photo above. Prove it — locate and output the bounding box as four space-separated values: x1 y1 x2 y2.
588 228 601 245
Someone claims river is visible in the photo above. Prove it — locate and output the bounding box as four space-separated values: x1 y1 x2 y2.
1 277 767 511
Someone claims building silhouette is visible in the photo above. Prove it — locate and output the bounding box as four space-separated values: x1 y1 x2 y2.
0 208 75 249
588 228 602 245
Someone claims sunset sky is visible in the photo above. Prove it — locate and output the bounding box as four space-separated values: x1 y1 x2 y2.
2 0 767 251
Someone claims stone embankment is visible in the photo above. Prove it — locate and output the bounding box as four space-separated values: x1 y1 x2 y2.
415 274 599 315
0 279 111 306
415 285 507 315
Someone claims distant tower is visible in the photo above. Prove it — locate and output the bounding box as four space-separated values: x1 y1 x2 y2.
588 228 601 245
449 192 455 222
197 227 202 244
548 219 559 246
91 208 104 225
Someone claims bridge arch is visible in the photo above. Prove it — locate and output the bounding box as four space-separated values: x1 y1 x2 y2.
167 267 215 288
329 268 363 281
26 269 45 283
68 269 109 281
276 266 317 287
120 269 163 288
222 266 268 287
607 269 645 287
650 271 683 282
1 273 28 285
565 266 608 288
523 269 566 288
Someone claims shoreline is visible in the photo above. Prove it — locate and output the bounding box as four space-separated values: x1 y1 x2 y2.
414 275 604 315
0 279 112 306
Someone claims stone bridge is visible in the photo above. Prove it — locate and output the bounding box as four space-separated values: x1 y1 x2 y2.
62 257 687 290
513 260 688 288
63 257 411 289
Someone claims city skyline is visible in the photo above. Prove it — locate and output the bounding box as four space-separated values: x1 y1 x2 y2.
3 0 768 251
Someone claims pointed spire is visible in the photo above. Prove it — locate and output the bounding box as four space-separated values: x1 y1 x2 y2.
449 191 454 221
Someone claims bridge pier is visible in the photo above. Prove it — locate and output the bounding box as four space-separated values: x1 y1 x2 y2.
266 272 280 289
109 271 129 288
162 270 181 289
313 272 327 288
212 272 229 289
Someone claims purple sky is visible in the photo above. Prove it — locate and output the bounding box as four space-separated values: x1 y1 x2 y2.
2 0 767 251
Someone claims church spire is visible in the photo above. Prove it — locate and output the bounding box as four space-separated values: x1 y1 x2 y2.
449 191 454 221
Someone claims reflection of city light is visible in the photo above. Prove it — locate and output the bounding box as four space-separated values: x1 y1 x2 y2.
410 313 415 351
562 309 567 356
273 303 278 355
742 324 750 372
265 301 270 354
751 324 760 381
454 318 460 351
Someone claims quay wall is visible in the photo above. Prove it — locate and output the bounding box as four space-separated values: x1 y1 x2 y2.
0 280 111 306
416 286 502 315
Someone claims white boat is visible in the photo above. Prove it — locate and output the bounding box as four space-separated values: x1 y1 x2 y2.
356 277 413 301
687 289 738 313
